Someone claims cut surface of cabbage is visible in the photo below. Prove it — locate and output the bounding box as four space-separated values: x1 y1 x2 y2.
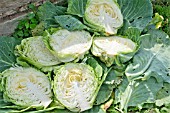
48 29 92 62
53 63 98 112
1 67 53 108
84 0 123 34
15 36 60 68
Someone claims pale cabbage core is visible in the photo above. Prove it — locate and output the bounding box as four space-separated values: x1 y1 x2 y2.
54 63 98 112
85 0 123 34
92 36 136 56
50 30 92 55
4 67 52 108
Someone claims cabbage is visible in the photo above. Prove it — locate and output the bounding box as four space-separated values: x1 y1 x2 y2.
91 36 137 67
0 67 53 109
15 36 61 69
84 0 123 35
53 63 99 112
44 29 92 62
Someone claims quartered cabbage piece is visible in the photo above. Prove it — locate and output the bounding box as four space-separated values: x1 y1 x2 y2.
53 63 99 112
84 0 123 35
0 67 53 109
15 36 61 69
44 29 92 62
91 36 137 67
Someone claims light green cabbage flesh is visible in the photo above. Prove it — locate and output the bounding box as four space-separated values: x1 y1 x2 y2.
53 63 99 112
91 36 137 67
45 29 92 62
15 36 61 68
1 67 53 108
84 0 123 35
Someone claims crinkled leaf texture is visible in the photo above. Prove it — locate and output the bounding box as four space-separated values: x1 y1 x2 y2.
55 15 89 31
0 67 53 111
37 1 67 28
125 30 170 83
156 83 170 107
15 36 61 69
0 36 21 72
53 63 99 112
67 0 88 17
115 77 162 112
117 0 153 34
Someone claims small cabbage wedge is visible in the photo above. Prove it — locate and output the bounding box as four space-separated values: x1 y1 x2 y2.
44 29 92 62
84 0 123 35
53 63 99 112
91 36 137 67
0 67 53 109
15 36 61 69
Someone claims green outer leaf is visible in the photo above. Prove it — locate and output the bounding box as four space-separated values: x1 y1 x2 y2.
125 30 170 83
67 0 87 17
117 0 153 34
86 57 103 80
116 76 162 112
55 15 89 31
37 1 67 21
156 83 170 106
37 1 67 28
0 36 21 72
94 68 123 105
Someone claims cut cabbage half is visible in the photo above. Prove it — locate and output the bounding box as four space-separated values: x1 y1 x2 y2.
1 67 53 109
15 36 61 68
91 36 137 67
45 29 92 62
53 63 99 112
84 0 123 35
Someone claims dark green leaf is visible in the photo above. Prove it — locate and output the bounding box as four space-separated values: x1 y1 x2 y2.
86 57 103 80
29 24 37 29
118 0 153 34
37 1 67 21
55 15 89 31
125 30 170 83
17 31 24 37
116 77 162 111
67 0 87 17
0 36 21 72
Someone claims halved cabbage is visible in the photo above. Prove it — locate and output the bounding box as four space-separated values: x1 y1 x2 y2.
53 63 99 112
1 67 53 109
91 36 137 67
84 0 123 35
15 36 61 68
44 29 92 62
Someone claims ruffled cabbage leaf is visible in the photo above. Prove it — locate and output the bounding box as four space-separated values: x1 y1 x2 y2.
115 76 162 112
55 15 89 31
67 0 88 17
125 30 170 83
0 36 21 72
117 0 153 34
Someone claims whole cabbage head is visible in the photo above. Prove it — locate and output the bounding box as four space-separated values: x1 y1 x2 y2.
44 29 92 63
84 0 123 35
53 63 99 112
91 36 137 67
0 67 53 109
